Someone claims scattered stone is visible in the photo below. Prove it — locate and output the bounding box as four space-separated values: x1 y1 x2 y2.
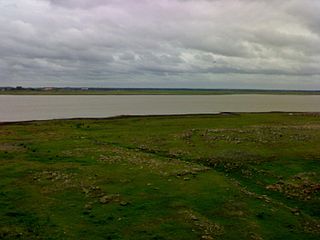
302 220 320 233
82 188 90 195
182 209 224 238
250 232 264 240
190 214 199 221
266 173 320 201
120 201 129 206
84 203 92 210
99 195 113 204
290 208 300 216
201 235 213 239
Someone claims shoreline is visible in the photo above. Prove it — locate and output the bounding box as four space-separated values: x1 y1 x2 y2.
1 111 319 125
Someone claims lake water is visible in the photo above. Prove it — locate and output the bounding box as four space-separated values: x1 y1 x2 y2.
1 95 320 122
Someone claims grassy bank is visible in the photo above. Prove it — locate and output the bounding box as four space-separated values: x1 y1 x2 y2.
1 113 320 239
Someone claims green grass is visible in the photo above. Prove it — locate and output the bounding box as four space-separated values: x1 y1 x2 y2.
1 113 320 239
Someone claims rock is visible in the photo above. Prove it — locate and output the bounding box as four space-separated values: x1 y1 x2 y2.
290 208 300 216
190 214 198 221
82 188 90 195
201 235 213 240
266 184 281 191
84 203 92 210
120 201 129 206
99 195 113 204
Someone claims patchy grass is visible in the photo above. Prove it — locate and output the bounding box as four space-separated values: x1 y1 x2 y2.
0 113 320 239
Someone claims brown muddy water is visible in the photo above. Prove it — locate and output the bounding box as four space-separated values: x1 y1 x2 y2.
1 95 320 122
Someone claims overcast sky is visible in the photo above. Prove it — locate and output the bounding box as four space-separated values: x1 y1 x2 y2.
0 0 320 89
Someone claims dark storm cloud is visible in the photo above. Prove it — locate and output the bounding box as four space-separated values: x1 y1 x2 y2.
0 0 319 88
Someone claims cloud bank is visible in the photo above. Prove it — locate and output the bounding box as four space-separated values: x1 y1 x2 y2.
0 0 319 89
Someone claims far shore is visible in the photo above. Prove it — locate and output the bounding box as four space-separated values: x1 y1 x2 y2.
1 88 320 95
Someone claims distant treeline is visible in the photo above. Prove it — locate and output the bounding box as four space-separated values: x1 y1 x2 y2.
1 87 320 95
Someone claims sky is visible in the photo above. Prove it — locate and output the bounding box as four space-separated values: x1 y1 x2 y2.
0 0 320 89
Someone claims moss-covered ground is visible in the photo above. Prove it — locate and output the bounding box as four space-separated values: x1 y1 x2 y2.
1 113 320 239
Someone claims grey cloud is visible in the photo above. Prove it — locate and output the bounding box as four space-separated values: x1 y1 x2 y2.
287 0 320 36
47 0 111 9
0 0 319 89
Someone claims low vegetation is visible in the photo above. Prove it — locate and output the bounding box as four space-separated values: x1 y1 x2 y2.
1 113 320 239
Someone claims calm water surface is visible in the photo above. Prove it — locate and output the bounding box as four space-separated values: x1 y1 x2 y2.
1 95 320 122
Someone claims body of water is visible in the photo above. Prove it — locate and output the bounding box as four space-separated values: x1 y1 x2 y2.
1 94 320 122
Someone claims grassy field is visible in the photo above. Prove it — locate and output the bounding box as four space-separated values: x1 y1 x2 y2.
1 113 320 239
1 88 320 95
